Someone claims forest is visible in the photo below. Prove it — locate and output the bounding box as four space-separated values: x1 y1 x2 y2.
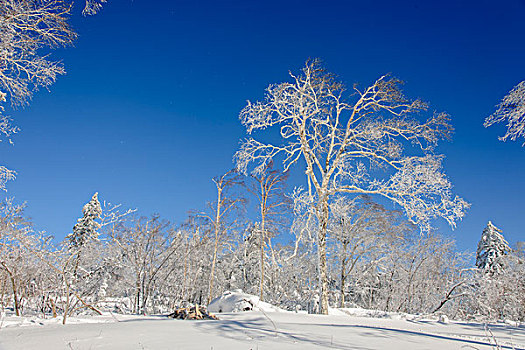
0 0 524 330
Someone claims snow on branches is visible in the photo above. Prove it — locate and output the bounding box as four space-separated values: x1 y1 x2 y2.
82 0 107 16
235 59 468 232
485 80 525 146
0 166 16 192
0 0 77 107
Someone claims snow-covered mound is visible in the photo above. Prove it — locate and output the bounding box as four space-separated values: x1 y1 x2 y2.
208 290 285 313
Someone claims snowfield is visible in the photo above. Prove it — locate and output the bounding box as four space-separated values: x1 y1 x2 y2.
0 310 523 350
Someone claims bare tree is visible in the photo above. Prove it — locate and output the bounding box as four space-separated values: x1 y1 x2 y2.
484 80 525 145
199 170 245 305
248 162 290 300
235 59 469 314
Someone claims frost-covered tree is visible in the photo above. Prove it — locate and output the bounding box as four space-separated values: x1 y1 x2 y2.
476 221 510 275
484 81 525 145
235 59 469 314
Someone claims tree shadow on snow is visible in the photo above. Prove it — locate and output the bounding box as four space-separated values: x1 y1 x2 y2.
194 315 372 350
311 323 524 350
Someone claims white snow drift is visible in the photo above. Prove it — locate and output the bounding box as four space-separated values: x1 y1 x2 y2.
208 290 285 313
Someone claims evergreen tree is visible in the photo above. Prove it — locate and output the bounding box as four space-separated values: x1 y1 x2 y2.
476 221 510 274
67 192 102 249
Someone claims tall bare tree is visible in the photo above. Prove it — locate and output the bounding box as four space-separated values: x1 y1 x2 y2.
249 162 290 300
199 170 245 305
235 59 469 314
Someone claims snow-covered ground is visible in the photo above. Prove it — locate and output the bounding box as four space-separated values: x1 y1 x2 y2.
0 310 523 350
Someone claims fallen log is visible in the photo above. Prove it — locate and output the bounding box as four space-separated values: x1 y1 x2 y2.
167 304 218 320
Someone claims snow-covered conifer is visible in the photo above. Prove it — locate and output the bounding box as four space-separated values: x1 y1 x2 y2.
67 192 102 249
475 221 510 274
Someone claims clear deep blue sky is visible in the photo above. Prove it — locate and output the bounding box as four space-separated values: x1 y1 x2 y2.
2 0 524 251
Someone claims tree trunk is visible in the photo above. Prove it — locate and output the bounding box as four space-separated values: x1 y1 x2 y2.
141 274 148 314
207 226 220 305
49 297 57 318
9 275 20 316
135 276 141 314
340 242 348 308
317 199 330 315
318 234 329 314
259 220 265 301
208 187 223 305
0 262 20 316
0 277 6 312
62 281 70 325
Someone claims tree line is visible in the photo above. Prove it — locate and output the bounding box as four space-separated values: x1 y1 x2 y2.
0 174 523 323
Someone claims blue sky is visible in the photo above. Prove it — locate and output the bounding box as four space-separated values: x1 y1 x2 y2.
2 0 524 252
